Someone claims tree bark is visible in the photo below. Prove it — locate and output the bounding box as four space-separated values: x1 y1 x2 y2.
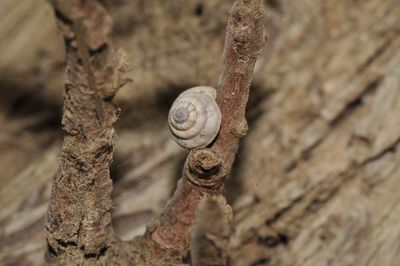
131 1 266 264
45 0 131 264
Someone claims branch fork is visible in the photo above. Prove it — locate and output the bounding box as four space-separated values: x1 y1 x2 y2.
46 0 266 264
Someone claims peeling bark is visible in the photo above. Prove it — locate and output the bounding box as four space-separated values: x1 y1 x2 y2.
45 0 130 264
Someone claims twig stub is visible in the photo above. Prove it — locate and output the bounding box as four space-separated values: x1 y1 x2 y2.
187 149 222 188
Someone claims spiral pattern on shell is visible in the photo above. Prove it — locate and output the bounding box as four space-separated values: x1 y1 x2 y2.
168 86 221 149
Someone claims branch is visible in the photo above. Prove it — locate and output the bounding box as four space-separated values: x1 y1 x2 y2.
136 0 267 263
191 197 232 266
45 0 130 263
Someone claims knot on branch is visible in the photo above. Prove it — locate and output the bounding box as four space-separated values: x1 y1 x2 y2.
232 119 249 137
186 149 223 188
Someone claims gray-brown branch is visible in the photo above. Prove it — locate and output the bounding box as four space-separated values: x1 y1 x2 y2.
191 197 232 266
45 0 130 264
134 0 267 264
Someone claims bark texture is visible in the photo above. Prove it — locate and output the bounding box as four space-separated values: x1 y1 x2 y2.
0 0 400 265
133 1 266 264
45 0 264 265
45 0 130 264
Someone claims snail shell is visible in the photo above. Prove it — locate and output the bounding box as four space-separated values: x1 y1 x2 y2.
169 86 221 149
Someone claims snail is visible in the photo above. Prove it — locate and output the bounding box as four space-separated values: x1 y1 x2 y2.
168 86 221 149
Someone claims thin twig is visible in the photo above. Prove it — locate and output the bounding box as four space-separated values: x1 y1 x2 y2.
137 0 267 263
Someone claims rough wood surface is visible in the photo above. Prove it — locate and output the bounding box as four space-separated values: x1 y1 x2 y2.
131 1 266 264
44 0 131 264
1 0 400 265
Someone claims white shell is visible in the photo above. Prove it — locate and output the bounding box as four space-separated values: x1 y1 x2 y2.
168 86 221 149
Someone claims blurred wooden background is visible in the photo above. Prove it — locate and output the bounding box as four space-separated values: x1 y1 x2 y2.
0 0 399 265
